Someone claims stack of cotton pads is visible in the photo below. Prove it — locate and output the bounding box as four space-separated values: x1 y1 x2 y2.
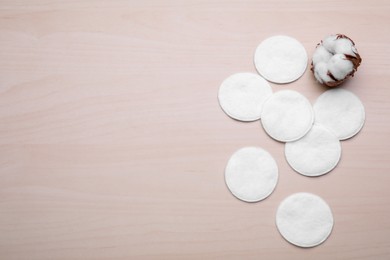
218 35 365 247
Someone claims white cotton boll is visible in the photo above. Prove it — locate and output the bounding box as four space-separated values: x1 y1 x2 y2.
334 38 355 56
314 62 333 84
322 35 338 53
311 34 361 86
327 54 354 80
312 45 332 65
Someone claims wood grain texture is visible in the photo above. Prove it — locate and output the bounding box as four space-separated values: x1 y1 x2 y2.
0 0 389 259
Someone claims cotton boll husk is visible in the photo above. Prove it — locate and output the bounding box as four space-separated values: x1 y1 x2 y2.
327 54 354 80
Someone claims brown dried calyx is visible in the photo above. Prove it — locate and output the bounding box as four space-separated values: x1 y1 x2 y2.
311 34 362 87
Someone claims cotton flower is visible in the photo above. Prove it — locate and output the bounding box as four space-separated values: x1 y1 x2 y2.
311 34 361 87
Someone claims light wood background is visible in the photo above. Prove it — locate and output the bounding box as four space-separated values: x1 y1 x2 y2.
0 0 389 259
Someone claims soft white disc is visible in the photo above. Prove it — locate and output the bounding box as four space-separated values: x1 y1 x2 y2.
276 193 334 247
218 73 273 121
313 88 365 140
261 90 314 142
225 147 278 202
285 125 341 177
254 35 308 83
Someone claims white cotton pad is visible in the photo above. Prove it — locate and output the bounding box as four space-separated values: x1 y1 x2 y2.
276 193 334 247
225 147 278 202
218 73 273 121
313 88 365 140
261 90 314 142
254 35 308 83
285 125 341 177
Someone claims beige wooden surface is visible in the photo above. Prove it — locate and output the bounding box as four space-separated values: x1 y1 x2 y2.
0 0 390 259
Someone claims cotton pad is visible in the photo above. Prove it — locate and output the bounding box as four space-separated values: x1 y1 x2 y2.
285 125 341 177
254 35 308 83
313 88 365 140
261 90 314 142
218 73 273 121
225 147 278 202
276 193 334 247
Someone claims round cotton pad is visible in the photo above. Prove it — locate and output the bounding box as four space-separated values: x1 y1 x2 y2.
218 73 273 121
276 193 334 247
225 147 278 202
254 35 308 83
313 88 365 140
285 125 341 177
261 90 314 142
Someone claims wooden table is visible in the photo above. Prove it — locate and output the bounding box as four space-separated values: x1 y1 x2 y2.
1 1 389 259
